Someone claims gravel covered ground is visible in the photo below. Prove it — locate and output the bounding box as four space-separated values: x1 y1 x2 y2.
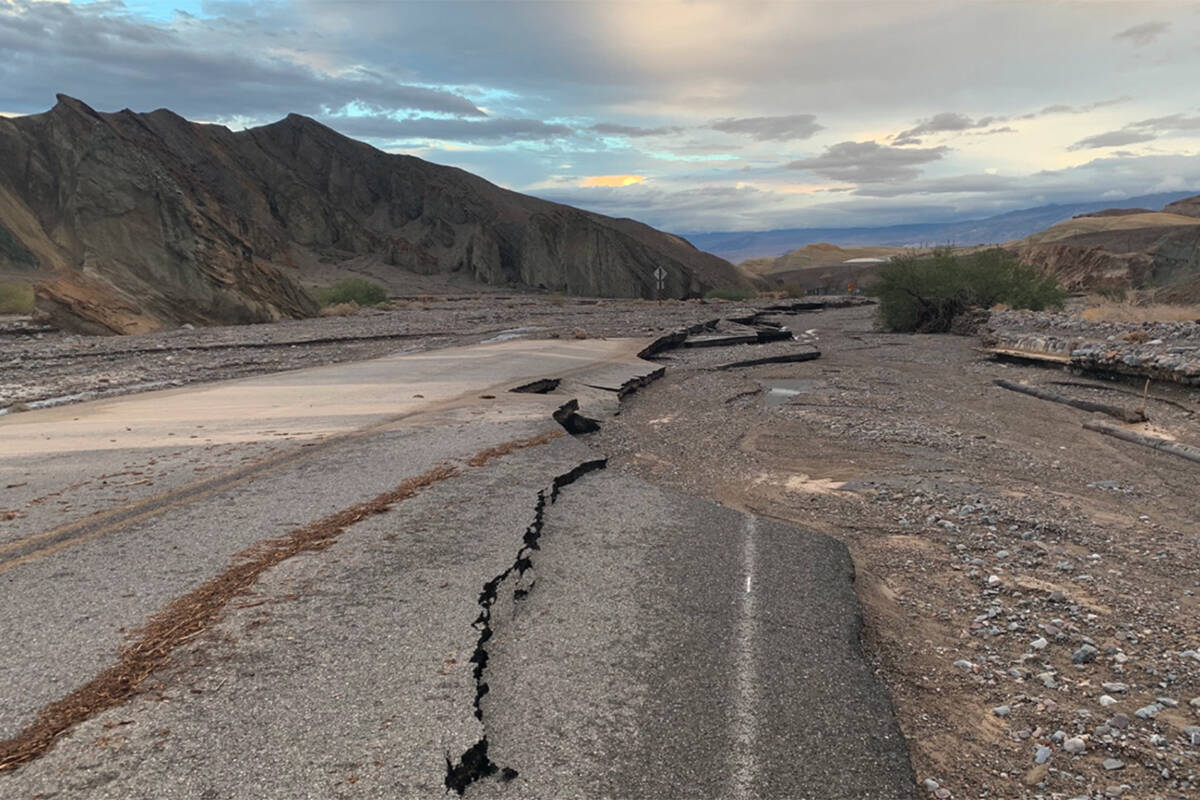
3 297 1199 798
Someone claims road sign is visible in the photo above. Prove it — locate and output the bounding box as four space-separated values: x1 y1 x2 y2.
653 266 666 298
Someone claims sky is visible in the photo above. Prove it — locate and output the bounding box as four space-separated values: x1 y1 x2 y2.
2 0 1200 233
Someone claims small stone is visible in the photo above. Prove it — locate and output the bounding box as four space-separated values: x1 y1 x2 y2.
1048 589 1066 603
1102 682 1129 693
1102 758 1125 771
993 705 1011 717
1134 703 1162 719
1024 762 1049 785
1189 696 1200 709
1031 637 1048 650
1100 695 1117 707
1072 644 1098 664
1037 671 1057 688
923 778 940 792
1034 745 1051 764
987 574 1002 587
953 659 974 671
1183 725 1200 746
1108 713 1130 730
1149 734 1167 747
1063 736 1086 754
1156 697 1178 707
934 789 951 800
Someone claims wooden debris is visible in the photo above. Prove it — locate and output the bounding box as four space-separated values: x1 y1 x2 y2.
1083 421 1200 466
994 379 1147 423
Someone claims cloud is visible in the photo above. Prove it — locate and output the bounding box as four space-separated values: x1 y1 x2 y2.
322 114 572 143
710 114 822 141
968 126 1017 136
1019 97 1131 120
1068 129 1158 150
0 0 485 120
580 174 646 187
1068 111 1200 150
1113 21 1169 47
893 112 1003 144
1129 113 1200 132
588 122 683 137
852 173 1020 198
787 141 950 182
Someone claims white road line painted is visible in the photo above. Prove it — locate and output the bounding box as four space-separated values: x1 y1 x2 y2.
729 514 759 800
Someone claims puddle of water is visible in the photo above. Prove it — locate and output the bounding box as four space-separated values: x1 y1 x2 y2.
761 378 826 409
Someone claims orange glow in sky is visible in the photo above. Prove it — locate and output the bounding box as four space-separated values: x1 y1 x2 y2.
580 174 646 188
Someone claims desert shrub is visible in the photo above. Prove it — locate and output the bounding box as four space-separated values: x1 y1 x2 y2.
315 278 388 307
0 282 34 314
868 248 1066 332
704 286 758 301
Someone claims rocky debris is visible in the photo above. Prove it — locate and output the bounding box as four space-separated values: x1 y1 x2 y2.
985 310 1200 386
0 95 749 334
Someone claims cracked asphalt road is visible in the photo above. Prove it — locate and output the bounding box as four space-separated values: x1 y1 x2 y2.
0 331 916 798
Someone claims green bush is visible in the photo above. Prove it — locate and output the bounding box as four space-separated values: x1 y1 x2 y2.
0 282 34 314
868 248 1066 332
704 286 758 301
315 278 389 307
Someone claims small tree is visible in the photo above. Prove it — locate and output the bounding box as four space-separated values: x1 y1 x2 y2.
869 248 1065 332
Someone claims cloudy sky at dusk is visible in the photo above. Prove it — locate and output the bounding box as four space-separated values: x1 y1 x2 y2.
2 0 1199 233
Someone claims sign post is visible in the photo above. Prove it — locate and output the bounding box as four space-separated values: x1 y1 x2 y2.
653 266 666 302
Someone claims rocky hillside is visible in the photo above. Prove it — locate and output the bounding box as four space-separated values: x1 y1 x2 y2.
0 96 746 334
1016 196 1200 302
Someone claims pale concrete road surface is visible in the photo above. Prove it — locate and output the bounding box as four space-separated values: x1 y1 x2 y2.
0 337 915 798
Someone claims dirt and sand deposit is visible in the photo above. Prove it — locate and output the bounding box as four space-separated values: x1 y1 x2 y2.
3 295 1198 798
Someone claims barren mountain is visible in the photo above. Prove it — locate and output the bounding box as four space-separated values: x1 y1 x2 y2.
0 96 746 334
1015 197 1200 301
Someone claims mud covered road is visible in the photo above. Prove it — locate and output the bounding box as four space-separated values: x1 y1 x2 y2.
0 321 914 799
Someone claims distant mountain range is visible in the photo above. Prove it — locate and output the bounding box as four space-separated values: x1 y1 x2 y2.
685 192 1200 263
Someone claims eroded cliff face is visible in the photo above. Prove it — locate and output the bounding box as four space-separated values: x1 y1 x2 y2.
1016 198 1200 302
1163 195 1200 219
0 96 745 334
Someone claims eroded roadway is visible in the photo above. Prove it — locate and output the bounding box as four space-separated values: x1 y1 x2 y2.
0 336 915 798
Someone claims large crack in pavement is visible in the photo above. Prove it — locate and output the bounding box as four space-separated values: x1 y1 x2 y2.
444 457 607 795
